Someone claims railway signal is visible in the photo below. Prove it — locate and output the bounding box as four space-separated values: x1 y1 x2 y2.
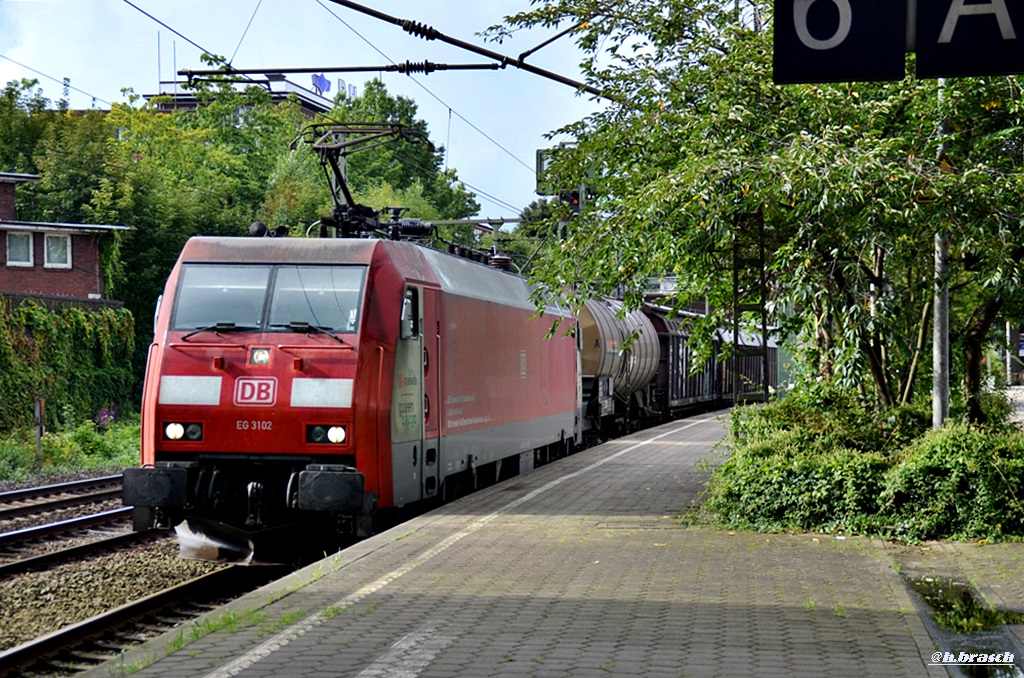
559 189 581 214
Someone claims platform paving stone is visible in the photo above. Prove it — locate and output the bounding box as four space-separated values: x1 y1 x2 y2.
80 413 1024 677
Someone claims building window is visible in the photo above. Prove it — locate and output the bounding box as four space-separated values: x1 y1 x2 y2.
44 233 71 269
6 232 32 267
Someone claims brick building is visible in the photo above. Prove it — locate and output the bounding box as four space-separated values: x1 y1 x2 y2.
0 172 128 305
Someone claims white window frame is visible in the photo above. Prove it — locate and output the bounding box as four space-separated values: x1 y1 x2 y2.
6 231 33 267
44 233 72 269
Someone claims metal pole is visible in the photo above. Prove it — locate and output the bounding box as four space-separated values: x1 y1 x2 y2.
1007 321 1013 386
932 74 951 430
34 397 44 469
933 233 949 428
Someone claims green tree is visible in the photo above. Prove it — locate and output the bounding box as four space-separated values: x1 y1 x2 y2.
86 85 300 382
330 80 479 220
29 109 113 223
0 79 55 175
493 1 1024 421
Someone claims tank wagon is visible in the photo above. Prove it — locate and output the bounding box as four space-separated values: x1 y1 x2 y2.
576 301 778 438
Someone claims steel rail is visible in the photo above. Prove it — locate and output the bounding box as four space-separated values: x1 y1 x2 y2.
0 488 123 521
0 530 161 578
0 475 121 504
0 507 133 547
0 566 239 676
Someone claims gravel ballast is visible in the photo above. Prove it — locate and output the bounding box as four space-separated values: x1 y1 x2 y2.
0 538 222 651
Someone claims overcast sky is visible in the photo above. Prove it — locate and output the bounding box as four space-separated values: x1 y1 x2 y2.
0 0 605 219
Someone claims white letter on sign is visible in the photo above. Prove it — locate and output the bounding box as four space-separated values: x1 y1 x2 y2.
794 0 853 50
939 0 1016 43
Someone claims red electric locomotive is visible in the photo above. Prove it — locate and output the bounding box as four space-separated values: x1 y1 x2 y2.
123 234 580 558
123 123 581 559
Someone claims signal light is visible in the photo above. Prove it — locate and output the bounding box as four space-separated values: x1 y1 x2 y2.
559 189 581 214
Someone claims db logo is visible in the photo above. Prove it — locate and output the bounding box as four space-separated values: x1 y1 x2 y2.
234 378 277 406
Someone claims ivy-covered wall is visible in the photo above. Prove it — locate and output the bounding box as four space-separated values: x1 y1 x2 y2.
0 297 135 431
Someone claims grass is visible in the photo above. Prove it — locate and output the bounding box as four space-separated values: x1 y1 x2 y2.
0 416 140 484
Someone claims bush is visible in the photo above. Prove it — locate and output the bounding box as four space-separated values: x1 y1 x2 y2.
880 423 1024 541
729 380 930 456
0 418 140 481
700 384 1024 541
701 427 889 534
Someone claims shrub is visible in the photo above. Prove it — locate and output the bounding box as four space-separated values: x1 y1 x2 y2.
728 380 929 456
879 423 1024 541
0 417 140 480
701 428 889 534
0 299 135 432
700 384 1023 541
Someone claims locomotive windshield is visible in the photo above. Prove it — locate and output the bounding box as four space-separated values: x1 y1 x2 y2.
171 264 366 333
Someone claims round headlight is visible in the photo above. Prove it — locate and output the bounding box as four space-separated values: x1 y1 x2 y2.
309 426 327 443
165 423 184 440
185 423 203 441
250 348 271 365
327 426 346 444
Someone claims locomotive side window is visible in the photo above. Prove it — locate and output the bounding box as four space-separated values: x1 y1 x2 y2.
267 266 366 332
400 288 420 339
172 265 271 330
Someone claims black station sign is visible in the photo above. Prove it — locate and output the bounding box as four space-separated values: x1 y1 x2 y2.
773 0 908 83
774 0 1024 83
917 0 1024 77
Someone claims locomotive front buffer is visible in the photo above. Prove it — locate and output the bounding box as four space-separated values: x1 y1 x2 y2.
123 461 370 563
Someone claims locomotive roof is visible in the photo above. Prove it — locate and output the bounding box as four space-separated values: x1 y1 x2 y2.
180 236 380 265
178 237 569 316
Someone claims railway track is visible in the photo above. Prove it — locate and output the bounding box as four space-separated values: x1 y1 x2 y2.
0 475 135 573
0 478 291 676
0 522 158 578
0 476 123 522
0 506 136 570
0 564 286 677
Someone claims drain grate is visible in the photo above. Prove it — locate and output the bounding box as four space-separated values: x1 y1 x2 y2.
906 574 1024 678
911 576 1024 633
595 517 684 530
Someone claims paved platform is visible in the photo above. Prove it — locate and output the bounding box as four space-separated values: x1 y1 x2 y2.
83 412 1024 678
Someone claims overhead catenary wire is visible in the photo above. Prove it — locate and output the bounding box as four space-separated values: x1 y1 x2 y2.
388 148 522 214
121 0 257 83
230 0 265 65
124 2 527 216
313 0 535 176
121 0 216 65
326 0 604 98
126 0 538 214
0 54 112 107
157 0 534 214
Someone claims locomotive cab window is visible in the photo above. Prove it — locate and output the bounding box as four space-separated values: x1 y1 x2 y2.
172 265 271 330
171 264 366 333
267 266 365 332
